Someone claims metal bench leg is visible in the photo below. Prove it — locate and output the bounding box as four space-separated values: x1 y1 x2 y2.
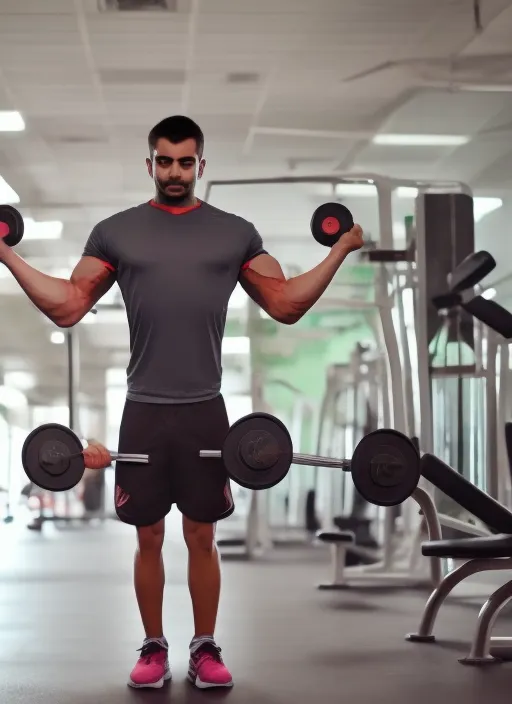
460 579 512 666
406 557 512 643
317 544 350 591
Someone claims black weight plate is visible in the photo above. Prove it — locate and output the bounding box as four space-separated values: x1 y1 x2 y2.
0 205 24 248
351 429 420 507
222 412 293 490
22 423 85 492
310 202 354 247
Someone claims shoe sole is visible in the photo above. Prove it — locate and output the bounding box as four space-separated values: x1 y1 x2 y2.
188 671 234 689
128 670 172 689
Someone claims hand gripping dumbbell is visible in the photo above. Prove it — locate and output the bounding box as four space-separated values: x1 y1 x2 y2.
22 424 149 492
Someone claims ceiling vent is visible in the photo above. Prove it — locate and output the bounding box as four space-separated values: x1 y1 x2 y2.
226 72 260 85
99 67 185 85
99 0 177 11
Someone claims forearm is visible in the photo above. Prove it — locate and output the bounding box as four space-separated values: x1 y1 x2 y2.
281 246 351 321
1 248 80 325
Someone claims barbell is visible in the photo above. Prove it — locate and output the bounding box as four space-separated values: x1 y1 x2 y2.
0 204 24 248
22 423 149 492
200 412 421 507
22 412 421 508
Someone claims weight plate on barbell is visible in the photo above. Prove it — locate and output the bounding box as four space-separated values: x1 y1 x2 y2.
310 202 354 248
22 423 85 492
0 204 24 248
222 412 293 490
351 429 421 507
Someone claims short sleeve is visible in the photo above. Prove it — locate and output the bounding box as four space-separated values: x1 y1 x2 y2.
82 224 116 272
241 223 267 270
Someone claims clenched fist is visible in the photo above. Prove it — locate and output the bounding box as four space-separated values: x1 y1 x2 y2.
83 440 112 470
333 224 364 254
0 237 10 262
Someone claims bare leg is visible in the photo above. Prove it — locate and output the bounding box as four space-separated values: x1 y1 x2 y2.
183 516 220 636
134 520 165 638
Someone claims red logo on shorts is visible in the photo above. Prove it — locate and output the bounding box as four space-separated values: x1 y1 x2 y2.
223 482 233 510
115 485 130 508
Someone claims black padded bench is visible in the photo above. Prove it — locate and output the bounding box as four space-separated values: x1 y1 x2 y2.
406 453 512 665
420 453 512 536
315 531 355 589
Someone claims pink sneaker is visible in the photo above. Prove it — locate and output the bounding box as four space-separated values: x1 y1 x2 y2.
188 642 233 689
128 640 171 689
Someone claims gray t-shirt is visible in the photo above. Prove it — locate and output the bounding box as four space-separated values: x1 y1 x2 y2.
83 200 267 403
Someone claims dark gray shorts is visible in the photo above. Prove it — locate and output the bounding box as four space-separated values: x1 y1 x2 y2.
114 395 234 527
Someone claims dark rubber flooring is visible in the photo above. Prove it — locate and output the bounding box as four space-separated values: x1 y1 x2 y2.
2 517 512 704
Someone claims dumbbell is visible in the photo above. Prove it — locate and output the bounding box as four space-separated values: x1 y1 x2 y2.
22 423 149 492
310 202 354 247
0 204 24 247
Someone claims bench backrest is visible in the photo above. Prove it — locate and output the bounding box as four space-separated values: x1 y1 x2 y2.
421 453 512 534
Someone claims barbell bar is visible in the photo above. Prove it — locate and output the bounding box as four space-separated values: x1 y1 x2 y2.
200 448 351 470
200 412 421 507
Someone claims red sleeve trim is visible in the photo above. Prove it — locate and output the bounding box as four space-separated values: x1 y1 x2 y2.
100 260 116 273
241 259 253 271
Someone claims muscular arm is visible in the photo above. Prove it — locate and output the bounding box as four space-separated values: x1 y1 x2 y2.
239 228 363 325
0 244 115 327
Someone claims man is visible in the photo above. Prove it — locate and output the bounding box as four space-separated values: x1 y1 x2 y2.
0 115 363 689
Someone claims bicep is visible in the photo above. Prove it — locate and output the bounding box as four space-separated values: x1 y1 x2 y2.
239 254 287 315
70 256 116 307
241 254 286 281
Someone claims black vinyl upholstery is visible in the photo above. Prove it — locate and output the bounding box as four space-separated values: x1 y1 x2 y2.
420 453 512 534
462 296 512 340
316 531 355 544
422 534 512 559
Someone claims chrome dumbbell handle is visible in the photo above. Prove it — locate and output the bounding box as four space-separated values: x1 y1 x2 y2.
110 452 150 464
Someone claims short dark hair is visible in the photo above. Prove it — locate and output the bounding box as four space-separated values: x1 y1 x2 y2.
148 115 204 158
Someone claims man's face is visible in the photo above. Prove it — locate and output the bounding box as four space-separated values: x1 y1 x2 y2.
146 137 205 203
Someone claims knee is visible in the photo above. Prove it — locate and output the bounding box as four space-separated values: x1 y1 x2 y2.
183 518 216 555
137 520 165 555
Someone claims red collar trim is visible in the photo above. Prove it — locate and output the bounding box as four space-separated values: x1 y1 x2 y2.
149 199 202 215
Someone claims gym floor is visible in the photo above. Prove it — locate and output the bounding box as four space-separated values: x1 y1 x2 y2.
2 519 512 704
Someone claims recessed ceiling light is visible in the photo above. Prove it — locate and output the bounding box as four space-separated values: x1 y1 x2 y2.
0 111 25 132
373 134 470 146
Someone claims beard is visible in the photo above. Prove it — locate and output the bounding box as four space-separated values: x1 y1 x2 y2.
155 178 194 205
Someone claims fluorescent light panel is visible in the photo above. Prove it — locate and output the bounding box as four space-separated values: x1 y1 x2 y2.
0 175 20 204
24 218 63 240
0 111 25 132
335 184 418 198
373 134 470 146
4 371 36 391
50 331 65 345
